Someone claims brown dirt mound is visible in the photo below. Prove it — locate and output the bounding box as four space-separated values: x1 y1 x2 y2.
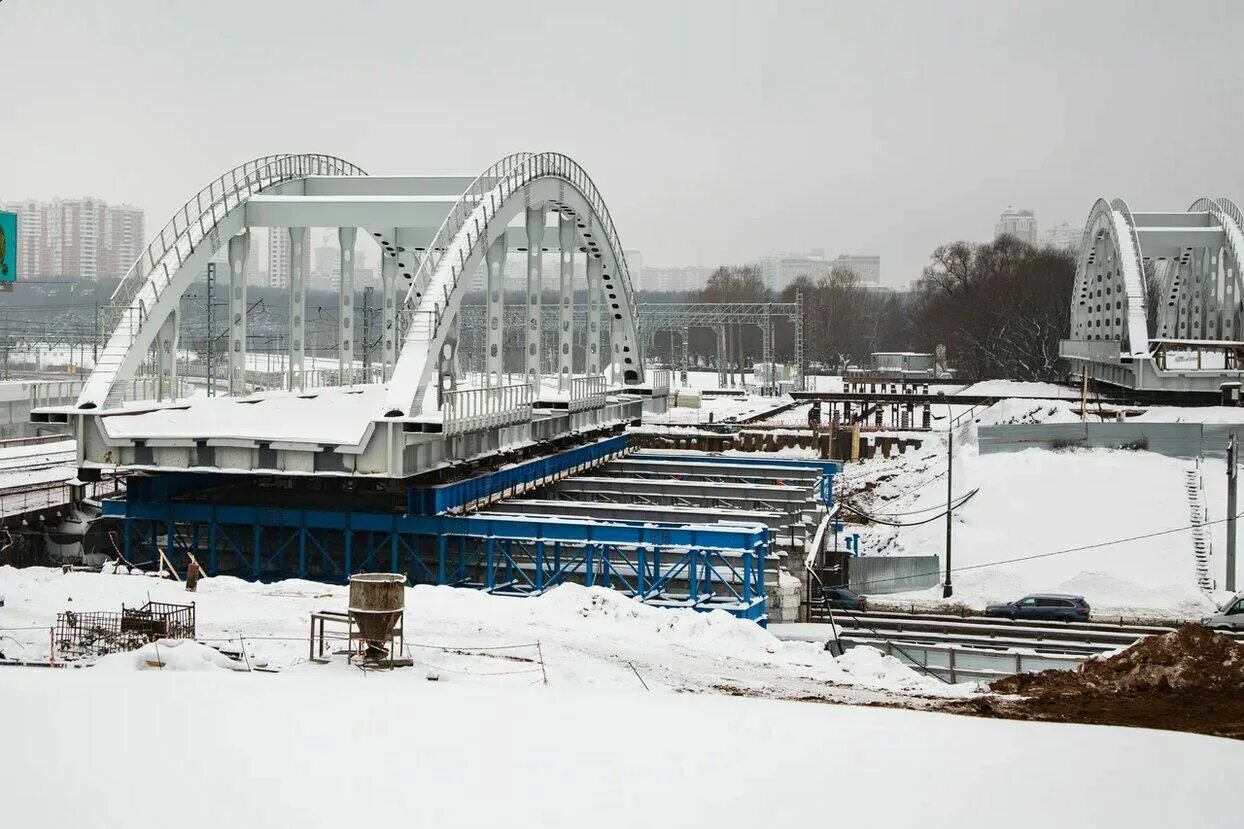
952 624 1244 739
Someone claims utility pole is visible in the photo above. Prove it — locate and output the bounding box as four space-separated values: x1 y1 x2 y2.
938 391 954 598
205 263 216 396
362 285 373 379
1229 434 1238 592
93 300 100 363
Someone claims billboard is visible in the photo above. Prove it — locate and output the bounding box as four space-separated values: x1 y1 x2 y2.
0 210 15 284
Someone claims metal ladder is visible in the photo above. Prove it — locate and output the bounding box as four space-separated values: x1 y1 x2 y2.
1185 462 1216 593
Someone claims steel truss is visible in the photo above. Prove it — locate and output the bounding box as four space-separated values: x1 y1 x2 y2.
637 298 805 391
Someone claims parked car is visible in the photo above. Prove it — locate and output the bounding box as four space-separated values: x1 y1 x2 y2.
820 587 867 612
1203 592 1244 630
984 594 1090 623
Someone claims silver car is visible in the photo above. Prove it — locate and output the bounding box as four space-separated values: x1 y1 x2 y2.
1203 592 1244 630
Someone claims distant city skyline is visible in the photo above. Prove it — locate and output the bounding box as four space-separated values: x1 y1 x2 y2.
0 196 144 281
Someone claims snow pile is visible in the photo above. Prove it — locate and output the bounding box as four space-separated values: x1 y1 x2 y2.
957 380 1080 398
832 645 959 694
93 639 242 672
972 398 1082 426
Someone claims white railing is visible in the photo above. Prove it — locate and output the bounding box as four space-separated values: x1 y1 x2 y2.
569 375 607 413
650 368 671 397
399 152 640 366
443 382 532 437
28 379 84 410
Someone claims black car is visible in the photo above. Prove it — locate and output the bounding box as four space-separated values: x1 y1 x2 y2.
984 593 1090 623
820 587 867 612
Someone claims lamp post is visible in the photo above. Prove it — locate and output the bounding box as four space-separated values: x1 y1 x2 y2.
937 391 953 598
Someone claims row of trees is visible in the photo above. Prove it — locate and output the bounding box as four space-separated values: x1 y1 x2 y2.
642 236 1077 383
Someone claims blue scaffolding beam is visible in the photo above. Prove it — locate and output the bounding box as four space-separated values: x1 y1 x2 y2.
634 452 840 504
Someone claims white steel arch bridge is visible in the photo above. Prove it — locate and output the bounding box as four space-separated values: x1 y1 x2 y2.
1061 197 1244 395
44 153 660 478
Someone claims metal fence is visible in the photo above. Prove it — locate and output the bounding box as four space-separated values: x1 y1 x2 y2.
569 375 607 413
848 555 941 595
54 601 196 661
976 421 1244 459
443 382 532 436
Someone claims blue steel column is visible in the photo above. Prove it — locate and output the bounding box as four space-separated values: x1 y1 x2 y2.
525 207 546 394
338 227 357 386
227 232 250 396
288 227 308 392
557 213 575 392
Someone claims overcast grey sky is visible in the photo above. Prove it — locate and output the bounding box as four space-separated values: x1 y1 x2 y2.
3 0 1244 285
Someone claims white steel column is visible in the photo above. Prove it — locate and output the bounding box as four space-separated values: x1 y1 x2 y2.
436 314 458 408
287 226 308 392
338 227 357 386
557 213 575 392
381 246 397 381
227 232 250 396
156 308 180 402
586 254 602 377
525 206 546 393
485 234 507 388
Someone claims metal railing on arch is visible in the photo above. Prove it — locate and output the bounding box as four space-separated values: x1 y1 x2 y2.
105 154 367 338
400 152 640 360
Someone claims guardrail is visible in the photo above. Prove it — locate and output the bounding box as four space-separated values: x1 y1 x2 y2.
410 433 631 514
443 382 532 437
569 375 607 413
840 637 1084 683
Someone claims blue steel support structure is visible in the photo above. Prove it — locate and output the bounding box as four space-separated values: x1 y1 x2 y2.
102 435 773 622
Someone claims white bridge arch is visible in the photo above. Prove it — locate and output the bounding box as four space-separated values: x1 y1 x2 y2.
1062 196 1244 393
57 152 655 479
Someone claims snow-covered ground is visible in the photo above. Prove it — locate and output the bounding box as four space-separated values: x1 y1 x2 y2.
1 566 1240 828
0 566 962 701
840 421 1229 617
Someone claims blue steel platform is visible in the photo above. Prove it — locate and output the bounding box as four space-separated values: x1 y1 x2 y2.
101 437 838 624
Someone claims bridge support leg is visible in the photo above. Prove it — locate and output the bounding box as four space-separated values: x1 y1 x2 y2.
526 206 546 394
558 213 575 393
437 313 458 408
381 244 397 382
227 232 249 397
587 254 603 377
485 234 507 389
156 308 180 402
338 227 357 386
287 227 308 392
